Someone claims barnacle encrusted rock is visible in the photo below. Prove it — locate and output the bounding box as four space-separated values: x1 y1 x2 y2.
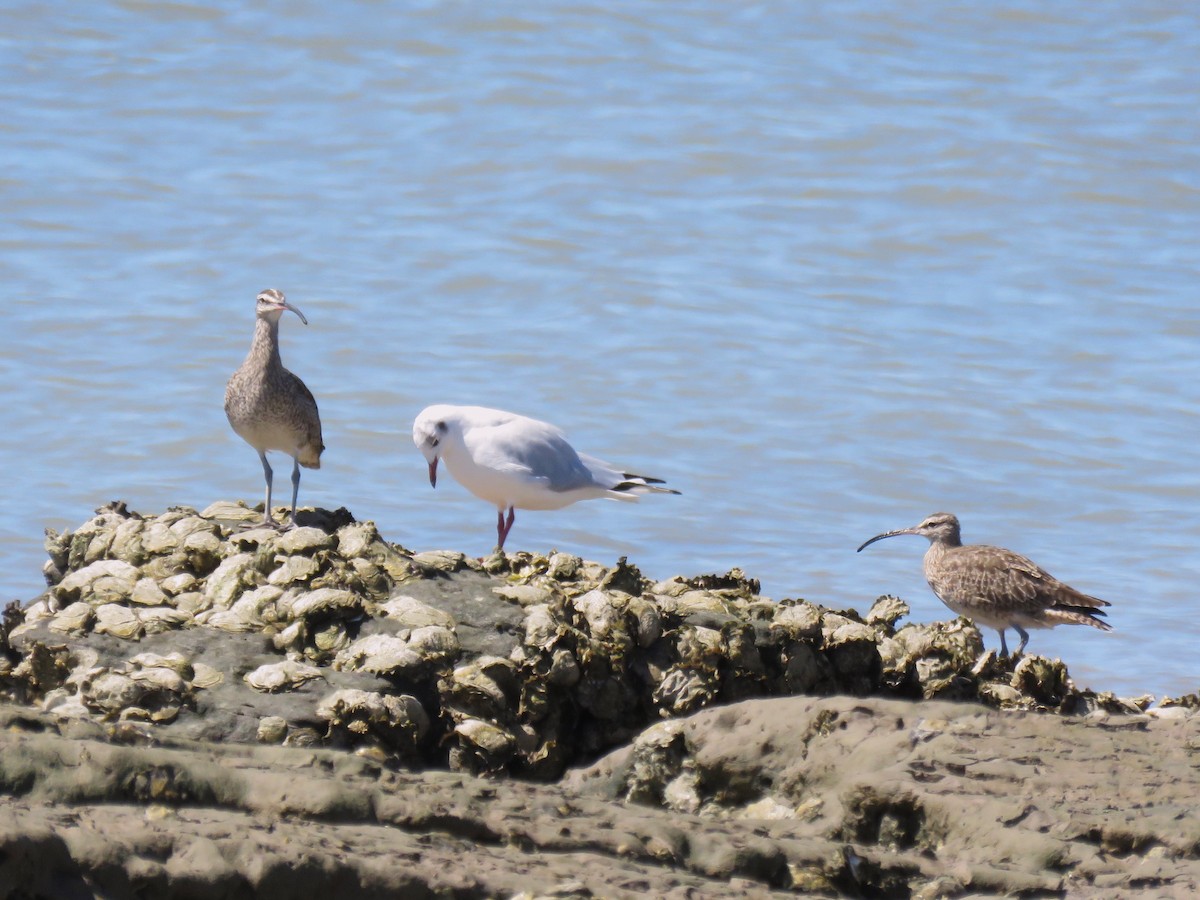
316 688 430 758
0 502 1137 780
244 660 326 693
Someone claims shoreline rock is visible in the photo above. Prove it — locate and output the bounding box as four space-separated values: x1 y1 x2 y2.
4 501 1154 777
1 501 1195 896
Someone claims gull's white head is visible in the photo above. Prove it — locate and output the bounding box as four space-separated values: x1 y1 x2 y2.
413 405 458 488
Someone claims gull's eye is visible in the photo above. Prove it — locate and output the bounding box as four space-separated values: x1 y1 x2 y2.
430 437 440 448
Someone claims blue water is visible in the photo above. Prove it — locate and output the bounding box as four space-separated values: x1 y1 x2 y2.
2 2 1198 698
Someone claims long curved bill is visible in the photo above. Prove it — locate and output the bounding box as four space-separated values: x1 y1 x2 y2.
263 294 309 325
282 299 309 325
428 458 438 488
856 528 916 553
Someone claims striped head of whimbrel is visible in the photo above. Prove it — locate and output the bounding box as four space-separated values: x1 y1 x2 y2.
857 512 1112 657
224 289 325 528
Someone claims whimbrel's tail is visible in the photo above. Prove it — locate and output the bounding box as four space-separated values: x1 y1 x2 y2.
1044 586 1112 632
1043 605 1112 631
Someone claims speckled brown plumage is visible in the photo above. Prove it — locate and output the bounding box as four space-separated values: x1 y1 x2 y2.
858 512 1111 656
224 289 324 526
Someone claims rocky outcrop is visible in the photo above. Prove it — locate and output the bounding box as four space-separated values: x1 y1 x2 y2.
2 501 1145 781
2 501 1192 897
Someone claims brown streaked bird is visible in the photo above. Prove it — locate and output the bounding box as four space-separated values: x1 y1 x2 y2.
224 289 324 528
856 512 1111 657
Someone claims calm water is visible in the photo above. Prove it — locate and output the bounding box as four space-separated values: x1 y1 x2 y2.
2 2 1198 697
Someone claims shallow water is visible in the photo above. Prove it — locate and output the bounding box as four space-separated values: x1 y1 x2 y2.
2 1 1198 697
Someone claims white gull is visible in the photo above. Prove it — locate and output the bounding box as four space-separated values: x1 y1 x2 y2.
412 404 679 551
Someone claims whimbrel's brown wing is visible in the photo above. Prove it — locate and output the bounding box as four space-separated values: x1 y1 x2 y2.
932 545 1110 629
284 369 325 467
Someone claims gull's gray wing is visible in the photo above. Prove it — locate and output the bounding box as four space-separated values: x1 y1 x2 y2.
476 417 607 492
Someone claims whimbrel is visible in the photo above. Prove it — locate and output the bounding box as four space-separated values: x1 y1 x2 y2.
412 404 679 551
857 512 1111 656
224 289 324 527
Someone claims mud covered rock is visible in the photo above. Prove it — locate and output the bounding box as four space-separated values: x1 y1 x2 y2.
2 693 1197 898
566 694 1200 896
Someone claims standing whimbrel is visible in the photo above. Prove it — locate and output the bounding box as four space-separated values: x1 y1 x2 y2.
412 404 679 551
224 289 324 527
857 512 1111 656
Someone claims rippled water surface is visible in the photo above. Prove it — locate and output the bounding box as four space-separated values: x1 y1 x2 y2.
2 2 1198 696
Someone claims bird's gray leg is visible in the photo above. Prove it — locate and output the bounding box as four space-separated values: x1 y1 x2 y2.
1013 625 1030 656
998 629 1009 658
288 456 301 527
259 452 275 525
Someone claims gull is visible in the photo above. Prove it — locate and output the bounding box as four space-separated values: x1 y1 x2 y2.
857 512 1112 657
224 289 324 527
413 404 679 551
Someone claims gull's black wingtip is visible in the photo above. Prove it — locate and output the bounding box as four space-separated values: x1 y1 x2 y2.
624 472 668 484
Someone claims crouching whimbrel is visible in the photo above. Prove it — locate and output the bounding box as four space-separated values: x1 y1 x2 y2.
857 512 1111 656
224 289 324 528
